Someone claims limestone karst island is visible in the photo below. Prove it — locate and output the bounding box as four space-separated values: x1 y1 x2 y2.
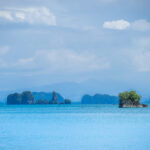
7 91 71 105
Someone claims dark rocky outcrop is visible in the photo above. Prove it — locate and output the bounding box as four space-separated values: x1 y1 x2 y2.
36 99 49 104
7 91 35 105
49 91 58 104
64 99 72 104
21 91 35 104
33 92 64 104
81 94 118 104
34 91 72 105
7 93 22 104
119 104 148 108
7 90 72 105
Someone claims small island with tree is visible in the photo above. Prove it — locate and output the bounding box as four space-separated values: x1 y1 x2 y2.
119 91 148 108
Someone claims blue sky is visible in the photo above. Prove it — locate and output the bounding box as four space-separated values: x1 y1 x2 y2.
0 0 150 98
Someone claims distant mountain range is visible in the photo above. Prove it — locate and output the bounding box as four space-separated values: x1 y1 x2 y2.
0 91 14 103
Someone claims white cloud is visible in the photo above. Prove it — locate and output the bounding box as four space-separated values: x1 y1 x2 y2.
18 58 34 65
103 19 150 31
6 50 110 73
131 19 150 31
0 7 56 26
103 19 130 30
0 11 14 21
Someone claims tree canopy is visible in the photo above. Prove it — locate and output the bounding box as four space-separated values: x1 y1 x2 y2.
119 91 141 105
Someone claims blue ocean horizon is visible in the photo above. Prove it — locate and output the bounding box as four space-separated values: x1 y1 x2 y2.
0 104 150 150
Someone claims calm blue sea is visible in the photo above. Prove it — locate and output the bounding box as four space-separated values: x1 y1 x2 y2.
0 104 150 150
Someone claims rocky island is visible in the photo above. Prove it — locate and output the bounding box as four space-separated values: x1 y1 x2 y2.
7 91 71 105
119 91 148 108
7 91 35 105
81 94 118 104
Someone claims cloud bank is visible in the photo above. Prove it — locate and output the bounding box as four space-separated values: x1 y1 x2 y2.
0 7 56 26
0 49 110 74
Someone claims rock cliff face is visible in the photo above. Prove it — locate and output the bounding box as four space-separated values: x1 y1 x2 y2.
49 92 72 104
33 92 64 103
119 104 148 108
49 91 58 104
64 99 71 104
7 91 35 105
36 99 49 104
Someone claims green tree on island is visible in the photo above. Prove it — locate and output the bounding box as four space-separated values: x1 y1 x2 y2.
119 91 141 107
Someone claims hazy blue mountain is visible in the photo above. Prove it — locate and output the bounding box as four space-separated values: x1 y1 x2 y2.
81 94 119 104
0 91 15 104
30 81 121 102
30 80 147 102
31 82 83 101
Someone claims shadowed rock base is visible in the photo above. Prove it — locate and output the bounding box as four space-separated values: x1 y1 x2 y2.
119 104 148 108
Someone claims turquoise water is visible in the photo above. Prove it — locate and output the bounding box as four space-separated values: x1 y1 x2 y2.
0 104 150 150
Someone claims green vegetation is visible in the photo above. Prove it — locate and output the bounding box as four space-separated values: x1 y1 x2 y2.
119 91 141 106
